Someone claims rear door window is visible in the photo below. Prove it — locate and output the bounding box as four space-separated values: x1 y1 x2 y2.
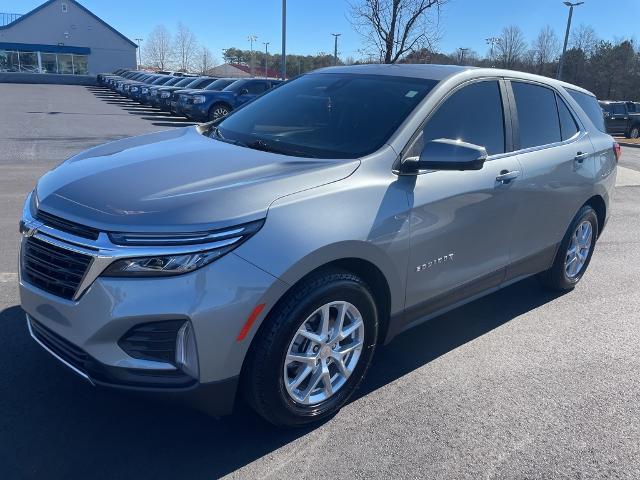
512 82 562 149
556 94 579 140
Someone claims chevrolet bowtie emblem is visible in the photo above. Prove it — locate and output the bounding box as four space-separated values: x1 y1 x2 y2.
19 219 44 238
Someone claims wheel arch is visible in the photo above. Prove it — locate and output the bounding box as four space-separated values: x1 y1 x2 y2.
584 194 606 238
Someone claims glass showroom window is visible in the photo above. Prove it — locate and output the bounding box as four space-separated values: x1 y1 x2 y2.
57 54 74 74
18 52 38 73
0 50 20 72
72 55 88 75
41 53 58 73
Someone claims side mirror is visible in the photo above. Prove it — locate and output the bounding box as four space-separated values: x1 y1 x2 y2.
404 138 487 173
239 88 249 95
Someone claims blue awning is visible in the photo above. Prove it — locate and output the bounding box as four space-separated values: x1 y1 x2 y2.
0 42 90 55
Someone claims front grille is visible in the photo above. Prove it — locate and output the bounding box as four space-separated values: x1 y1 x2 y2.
30 318 88 374
36 209 100 240
22 237 92 300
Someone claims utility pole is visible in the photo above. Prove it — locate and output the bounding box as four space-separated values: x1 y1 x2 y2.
263 41 270 78
458 47 469 65
486 37 498 67
248 34 257 76
558 1 584 80
331 33 341 66
134 38 143 69
281 0 287 80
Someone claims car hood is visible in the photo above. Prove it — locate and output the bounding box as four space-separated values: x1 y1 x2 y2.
36 127 360 233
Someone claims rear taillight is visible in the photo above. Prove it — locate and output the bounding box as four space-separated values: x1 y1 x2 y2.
613 142 621 162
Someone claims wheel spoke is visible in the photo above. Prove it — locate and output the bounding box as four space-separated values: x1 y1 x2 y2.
298 328 323 345
319 304 331 339
331 354 351 379
289 365 313 389
286 352 318 367
300 364 324 403
321 359 333 397
331 303 348 342
335 339 363 357
340 320 363 340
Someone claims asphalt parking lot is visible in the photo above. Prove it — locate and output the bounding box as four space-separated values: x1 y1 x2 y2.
1 83 640 479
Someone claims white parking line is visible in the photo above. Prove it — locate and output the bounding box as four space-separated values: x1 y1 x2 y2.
616 166 640 187
0 273 18 283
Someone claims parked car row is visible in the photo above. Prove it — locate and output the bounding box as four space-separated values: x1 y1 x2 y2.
97 69 282 121
599 100 640 138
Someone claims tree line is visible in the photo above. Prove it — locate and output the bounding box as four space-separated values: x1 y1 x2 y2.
143 24 216 74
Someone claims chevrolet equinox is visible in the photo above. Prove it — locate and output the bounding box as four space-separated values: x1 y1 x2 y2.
19 65 618 427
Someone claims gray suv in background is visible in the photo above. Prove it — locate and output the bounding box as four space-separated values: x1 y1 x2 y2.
19 65 618 427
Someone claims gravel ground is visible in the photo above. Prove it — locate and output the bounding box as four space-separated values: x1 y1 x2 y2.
0 84 639 480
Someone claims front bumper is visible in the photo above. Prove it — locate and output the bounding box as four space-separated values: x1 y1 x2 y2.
19 200 289 414
26 313 240 415
183 102 209 121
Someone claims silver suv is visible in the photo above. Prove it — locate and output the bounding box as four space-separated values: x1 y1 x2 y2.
19 65 618 427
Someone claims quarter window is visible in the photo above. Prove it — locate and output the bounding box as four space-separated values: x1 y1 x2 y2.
414 80 506 156
512 82 561 149
556 94 579 140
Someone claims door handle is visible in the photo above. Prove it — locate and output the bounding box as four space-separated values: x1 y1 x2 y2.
496 170 520 183
574 152 589 163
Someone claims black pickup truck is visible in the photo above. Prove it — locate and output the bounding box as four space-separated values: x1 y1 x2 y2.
599 100 640 138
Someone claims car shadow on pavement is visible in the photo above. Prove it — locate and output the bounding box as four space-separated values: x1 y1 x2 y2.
0 276 562 479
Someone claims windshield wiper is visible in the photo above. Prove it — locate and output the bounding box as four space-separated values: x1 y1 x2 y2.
246 139 318 158
210 126 247 147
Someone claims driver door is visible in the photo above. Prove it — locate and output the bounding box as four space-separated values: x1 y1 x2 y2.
404 79 522 312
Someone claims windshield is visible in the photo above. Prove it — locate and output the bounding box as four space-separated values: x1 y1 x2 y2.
174 77 195 87
216 73 438 159
164 77 182 86
222 80 247 92
205 79 236 91
151 76 171 85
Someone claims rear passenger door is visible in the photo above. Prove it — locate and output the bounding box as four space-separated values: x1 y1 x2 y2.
506 80 595 279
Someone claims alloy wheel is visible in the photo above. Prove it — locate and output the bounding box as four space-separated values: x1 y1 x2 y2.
564 220 593 278
283 301 365 405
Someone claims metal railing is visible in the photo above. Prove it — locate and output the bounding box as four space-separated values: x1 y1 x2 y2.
1 12 22 26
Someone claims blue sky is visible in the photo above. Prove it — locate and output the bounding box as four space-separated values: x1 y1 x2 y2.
7 0 640 62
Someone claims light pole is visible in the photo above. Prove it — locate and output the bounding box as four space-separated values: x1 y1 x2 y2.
486 37 498 67
331 33 341 66
557 1 584 80
134 38 143 69
458 47 469 65
263 42 270 78
281 0 287 80
248 34 257 76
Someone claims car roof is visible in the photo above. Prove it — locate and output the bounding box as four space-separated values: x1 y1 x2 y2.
312 64 597 98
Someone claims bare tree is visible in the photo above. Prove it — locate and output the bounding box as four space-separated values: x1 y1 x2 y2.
348 0 446 64
570 24 598 57
197 46 216 75
174 22 198 72
144 25 173 70
496 25 527 68
531 25 560 74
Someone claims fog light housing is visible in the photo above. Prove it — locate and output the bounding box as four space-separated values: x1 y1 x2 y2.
176 321 199 379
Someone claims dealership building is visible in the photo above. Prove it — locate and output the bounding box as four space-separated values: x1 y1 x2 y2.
0 0 136 76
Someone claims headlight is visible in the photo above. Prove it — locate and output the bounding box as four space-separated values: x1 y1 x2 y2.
130 86 139 92
141 87 149 94
192 95 206 104
160 91 171 98
102 220 263 277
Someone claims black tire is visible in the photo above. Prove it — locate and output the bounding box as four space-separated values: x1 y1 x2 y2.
243 270 379 428
629 126 640 139
538 205 598 291
209 103 230 121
